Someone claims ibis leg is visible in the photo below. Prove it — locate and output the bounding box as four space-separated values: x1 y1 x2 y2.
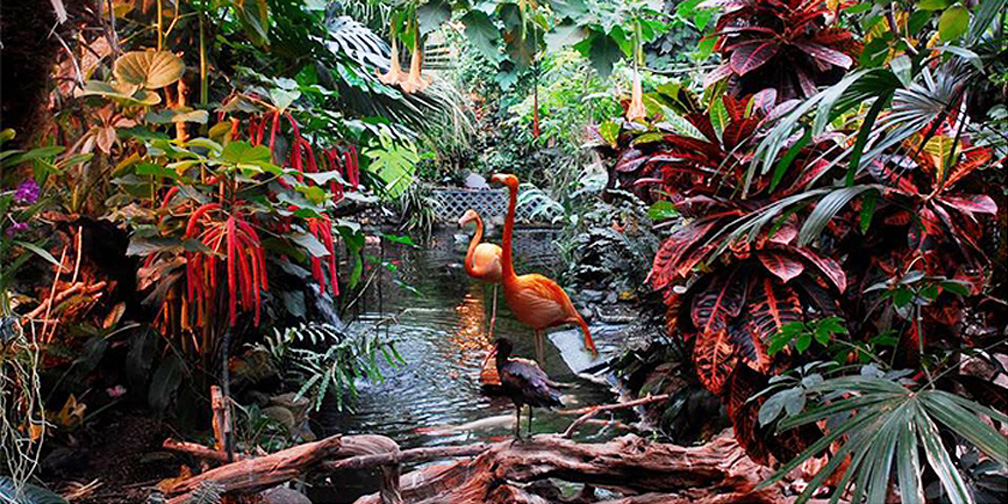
514 405 522 440
528 406 534 438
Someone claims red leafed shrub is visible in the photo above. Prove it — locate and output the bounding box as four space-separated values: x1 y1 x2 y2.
604 70 1000 463
703 0 860 100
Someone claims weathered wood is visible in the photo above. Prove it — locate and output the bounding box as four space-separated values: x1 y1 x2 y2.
352 433 831 504
561 393 669 438
162 438 250 463
332 435 404 504
210 385 231 457
164 434 342 503
321 442 492 472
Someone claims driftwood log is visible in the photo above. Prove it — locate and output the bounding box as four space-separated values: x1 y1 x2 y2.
162 438 250 463
164 434 342 503
352 433 827 504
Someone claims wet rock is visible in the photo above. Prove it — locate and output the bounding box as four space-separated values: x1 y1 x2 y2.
580 289 605 303
261 486 312 504
270 392 310 417
41 445 86 475
605 291 618 304
464 173 490 189
263 405 297 431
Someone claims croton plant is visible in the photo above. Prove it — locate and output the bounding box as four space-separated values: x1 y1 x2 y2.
600 0 1004 467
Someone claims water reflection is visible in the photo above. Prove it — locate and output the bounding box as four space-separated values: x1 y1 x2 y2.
448 290 494 371
309 229 618 503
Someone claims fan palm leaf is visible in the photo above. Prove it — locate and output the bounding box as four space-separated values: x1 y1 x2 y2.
319 15 474 137
758 375 1008 504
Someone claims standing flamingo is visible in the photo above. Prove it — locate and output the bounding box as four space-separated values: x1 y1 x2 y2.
492 173 597 361
459 209 502 337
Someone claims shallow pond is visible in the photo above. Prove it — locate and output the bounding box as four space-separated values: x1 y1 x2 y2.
309 228 626 502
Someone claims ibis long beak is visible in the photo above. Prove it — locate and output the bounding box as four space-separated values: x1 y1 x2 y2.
481 347 497 369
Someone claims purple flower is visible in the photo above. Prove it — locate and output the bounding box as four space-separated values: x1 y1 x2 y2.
5 221 28 236
14 179 39 204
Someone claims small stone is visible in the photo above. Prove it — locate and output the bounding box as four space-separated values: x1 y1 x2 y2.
580 289 605 302
260 486 312 504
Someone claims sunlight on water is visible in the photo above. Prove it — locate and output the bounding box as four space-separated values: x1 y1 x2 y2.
314 229 616 450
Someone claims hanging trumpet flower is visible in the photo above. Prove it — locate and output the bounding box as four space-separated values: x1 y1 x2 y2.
399 7 431 94
379 14 406 86
626 20 646 122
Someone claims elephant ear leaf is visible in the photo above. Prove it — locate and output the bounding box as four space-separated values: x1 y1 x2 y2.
148 354 186 413
0 476 69 504
114 51 185 89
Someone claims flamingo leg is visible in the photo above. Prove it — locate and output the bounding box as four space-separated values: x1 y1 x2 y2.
535 330 544 364
488 283 498 339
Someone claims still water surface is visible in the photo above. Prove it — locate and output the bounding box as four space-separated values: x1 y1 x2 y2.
317 228 617 446
309 229 621 502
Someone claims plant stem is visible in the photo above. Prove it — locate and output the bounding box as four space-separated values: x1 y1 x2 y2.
156 0 164 50
916 305 935 389
199 9 208 107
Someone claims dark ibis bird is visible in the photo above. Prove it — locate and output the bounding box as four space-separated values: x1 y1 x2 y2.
487 338 563 439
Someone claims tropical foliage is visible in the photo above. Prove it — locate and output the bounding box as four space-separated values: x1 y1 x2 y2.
601 0 1007 499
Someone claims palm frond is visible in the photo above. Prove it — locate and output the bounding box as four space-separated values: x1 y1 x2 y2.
319 16 475 138
0 477 68 504
758 375 1008 504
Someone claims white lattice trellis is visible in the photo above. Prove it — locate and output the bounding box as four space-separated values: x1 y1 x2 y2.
432 188 561 224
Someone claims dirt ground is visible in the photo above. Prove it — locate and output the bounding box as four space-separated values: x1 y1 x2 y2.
40 409 180 503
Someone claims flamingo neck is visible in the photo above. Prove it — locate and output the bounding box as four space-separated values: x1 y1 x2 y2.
464 215 483 277
501 184 518 283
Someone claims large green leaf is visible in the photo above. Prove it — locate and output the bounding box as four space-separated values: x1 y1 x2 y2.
544 23 586 53
584 32 623 78
219 141 278 174
79 80 162 106
938 6 970 42
797 185 876 246
148 354 185 413
462 10 501 62
114 51 185 89
233 0 270 46
417 0 451 35
760 375 1007 504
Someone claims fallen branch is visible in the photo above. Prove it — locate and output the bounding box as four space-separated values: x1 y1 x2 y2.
161 438 250 463
321 442 492 472
353 432 829 504
164 434 342 503
562 393 669 438
22 280 107 322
